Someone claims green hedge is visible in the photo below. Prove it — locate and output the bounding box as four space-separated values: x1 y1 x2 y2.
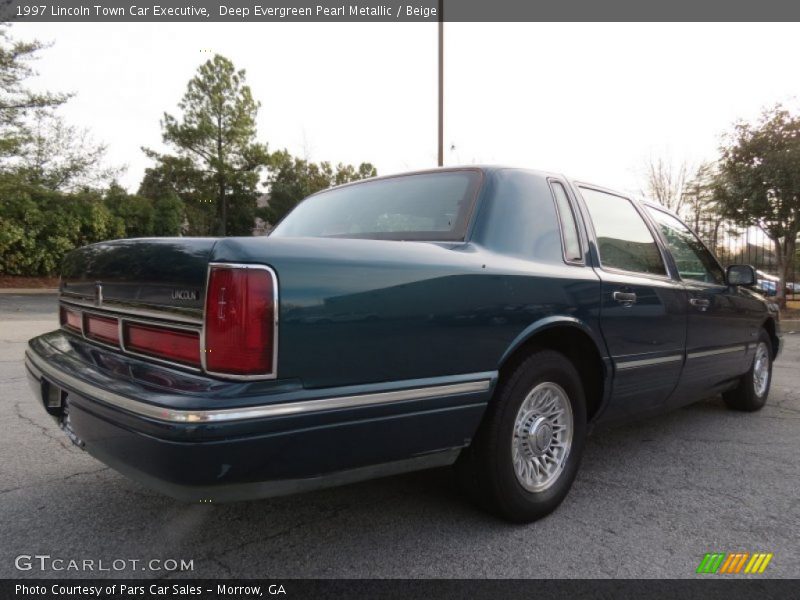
0 179 184 276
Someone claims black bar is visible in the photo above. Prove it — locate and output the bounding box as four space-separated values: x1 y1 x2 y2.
4 0 800 22
2 579 800 600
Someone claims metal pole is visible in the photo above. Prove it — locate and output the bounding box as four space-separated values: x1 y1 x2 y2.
437 0 444 167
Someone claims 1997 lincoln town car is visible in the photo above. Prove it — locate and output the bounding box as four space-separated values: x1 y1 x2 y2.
25 167 781 522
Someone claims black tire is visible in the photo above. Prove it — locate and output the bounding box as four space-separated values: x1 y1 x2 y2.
722 330 773 412
456 349 587 523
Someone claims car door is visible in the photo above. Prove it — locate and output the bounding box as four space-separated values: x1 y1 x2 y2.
643 206 760 404
575 185 687 421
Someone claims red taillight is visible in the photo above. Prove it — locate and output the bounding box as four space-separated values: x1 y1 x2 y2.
125 323 201 367
60 307 82 332
84 314 120 345
204 265 275 376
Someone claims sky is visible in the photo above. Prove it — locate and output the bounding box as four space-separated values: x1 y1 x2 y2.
13 22 800 195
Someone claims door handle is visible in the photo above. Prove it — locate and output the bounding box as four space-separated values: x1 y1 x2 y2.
612 291 637 305
690 298 711 311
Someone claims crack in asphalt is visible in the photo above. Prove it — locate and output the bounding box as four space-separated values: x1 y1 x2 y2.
0 465 110 495
770 395 800 415
12 399 72 451
581 475 667 496
63 466 111 481
183 488 419 578
148 504 355 579
208 505 356 572
0 484 30 496
672 435 795 446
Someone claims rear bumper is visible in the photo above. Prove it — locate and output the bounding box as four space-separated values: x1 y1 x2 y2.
25 331 493 501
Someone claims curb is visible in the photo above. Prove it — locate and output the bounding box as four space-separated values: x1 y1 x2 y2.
0 288 58 295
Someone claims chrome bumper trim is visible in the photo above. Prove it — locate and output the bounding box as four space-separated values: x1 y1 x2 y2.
25 349 492 424
25 354 43 381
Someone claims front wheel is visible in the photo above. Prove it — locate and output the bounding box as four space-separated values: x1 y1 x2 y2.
456 350 587 522
723 331 773 412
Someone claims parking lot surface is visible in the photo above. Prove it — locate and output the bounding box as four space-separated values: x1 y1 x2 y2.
2 294 799 578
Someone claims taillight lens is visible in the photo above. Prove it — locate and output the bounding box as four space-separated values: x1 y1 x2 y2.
125 323 201 367
84 314 120 345
60 307 82 332
204 265 275 376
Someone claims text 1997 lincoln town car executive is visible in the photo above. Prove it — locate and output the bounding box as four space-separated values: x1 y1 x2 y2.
25 167 780 522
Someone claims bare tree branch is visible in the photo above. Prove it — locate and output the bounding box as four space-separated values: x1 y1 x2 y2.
640 153 695 216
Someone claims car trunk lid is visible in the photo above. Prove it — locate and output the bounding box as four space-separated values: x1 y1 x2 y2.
59 238 217 323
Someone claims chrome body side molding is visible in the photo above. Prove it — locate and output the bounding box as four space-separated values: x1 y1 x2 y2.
615 344 748 371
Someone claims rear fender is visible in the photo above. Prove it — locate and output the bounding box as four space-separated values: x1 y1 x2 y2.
497 315 613 422
498 316 609 367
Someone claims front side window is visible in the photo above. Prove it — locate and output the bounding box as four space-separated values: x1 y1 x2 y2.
646 207 725 285
580 187 666 276
271 170 482 241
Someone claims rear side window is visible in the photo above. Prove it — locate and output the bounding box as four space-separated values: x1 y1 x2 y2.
580 187 666 276
271 170 482 241
550 181 582 262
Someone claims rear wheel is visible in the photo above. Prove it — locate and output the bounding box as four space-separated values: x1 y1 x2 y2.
457 350 587 522
723 330 773 412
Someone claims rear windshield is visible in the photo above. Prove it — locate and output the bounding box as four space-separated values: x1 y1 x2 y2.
270 170 483 241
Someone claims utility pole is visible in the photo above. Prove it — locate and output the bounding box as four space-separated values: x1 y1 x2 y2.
437 0 444 167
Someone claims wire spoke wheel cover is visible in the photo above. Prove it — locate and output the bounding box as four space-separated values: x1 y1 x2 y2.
511 381 573 492
753 342 770 397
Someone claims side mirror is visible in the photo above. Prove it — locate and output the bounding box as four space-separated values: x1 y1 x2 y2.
726 264 756 286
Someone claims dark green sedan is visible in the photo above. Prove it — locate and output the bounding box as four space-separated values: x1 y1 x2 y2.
25 167 780 522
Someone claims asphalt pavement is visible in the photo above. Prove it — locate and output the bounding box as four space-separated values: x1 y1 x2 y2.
1 293 798 578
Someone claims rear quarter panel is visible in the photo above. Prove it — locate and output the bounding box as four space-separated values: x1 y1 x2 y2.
212 169 603 390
